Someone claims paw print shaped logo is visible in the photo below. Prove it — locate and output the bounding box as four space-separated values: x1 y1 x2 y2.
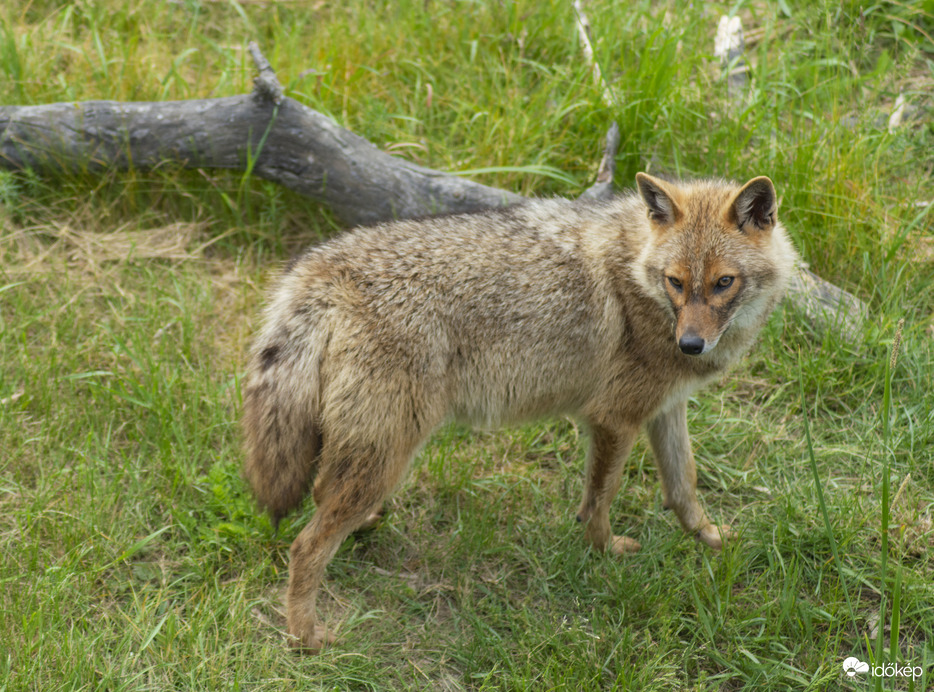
843 657 870 677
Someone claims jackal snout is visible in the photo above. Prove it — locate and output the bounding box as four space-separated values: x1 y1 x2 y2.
676 315 721 356
678 331 706 356
675 301 728 356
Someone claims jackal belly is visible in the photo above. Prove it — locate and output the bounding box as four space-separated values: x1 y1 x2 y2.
443 335 604 428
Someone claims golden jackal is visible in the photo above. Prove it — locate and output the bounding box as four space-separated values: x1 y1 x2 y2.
243 173 797 650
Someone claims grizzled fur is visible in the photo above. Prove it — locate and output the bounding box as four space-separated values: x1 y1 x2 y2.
242 173 798 651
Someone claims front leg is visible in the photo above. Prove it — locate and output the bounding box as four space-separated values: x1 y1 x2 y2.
576 422 641 555
645 400 731 549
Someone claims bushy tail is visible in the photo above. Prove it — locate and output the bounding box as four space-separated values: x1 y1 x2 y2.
242 326 326 526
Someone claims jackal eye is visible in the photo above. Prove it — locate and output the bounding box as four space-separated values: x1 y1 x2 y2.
716 276 734 289
667 276 683 290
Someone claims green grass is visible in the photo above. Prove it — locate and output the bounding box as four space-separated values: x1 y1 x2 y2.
2 0 934 689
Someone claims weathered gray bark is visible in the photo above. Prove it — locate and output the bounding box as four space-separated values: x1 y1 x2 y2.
787 265 869 342
579 122 620 201
0 45 521 228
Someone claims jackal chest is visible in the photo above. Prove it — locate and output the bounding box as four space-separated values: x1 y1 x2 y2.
581 340 726 426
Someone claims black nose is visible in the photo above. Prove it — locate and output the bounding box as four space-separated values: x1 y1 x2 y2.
678 335 705 355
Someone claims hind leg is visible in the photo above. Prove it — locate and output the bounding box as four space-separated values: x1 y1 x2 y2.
286 501 360 651
312 481 384 533
287 439 418 652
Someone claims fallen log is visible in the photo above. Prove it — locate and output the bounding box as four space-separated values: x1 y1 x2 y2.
0 41 867 339
0 43 520 229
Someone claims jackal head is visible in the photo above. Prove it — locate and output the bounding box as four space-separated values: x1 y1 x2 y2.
634 172 791 357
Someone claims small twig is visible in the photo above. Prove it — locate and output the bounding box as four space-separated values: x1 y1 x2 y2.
572 1 619 201
572 0 614 106
715 15 747 99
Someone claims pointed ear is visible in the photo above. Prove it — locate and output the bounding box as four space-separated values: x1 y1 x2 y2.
636 172 682 226
730 176 777 232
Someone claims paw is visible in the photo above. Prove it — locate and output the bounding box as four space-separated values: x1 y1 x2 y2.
696 523 732 550
355 509 384 533
609 535 642 555
288 624 336 654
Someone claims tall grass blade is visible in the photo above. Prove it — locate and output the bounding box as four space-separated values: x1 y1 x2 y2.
875 319 904 691
797 352 857 633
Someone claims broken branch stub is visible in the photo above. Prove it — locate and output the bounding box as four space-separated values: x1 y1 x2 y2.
580 122 620 202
